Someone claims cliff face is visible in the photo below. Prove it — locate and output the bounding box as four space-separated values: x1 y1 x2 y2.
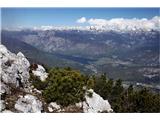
0 44 30 88
0 44 112 113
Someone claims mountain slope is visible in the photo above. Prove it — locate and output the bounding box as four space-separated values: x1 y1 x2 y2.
1 30 90 72
1 29 160 86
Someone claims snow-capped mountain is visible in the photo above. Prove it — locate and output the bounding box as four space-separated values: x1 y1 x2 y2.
32 16 160 32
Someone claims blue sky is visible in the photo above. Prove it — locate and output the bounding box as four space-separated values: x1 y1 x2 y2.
1 8 159 29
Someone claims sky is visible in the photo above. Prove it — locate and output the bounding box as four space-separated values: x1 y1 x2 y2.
1 8 159 29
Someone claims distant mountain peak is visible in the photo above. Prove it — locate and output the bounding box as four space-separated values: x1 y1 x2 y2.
31 16 160 32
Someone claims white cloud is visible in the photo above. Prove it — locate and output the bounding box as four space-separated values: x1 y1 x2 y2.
88 18 108 26
85 16 160 31
34 16 160 31
76 17 87 23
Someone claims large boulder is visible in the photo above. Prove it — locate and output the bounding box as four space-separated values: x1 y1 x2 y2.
0 44 30 88
14 94 43 113
83 89 113 113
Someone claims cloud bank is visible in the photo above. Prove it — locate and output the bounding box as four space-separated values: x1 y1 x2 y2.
31 16 160 32
76 16 160 31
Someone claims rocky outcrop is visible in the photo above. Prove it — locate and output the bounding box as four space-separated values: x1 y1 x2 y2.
32 65 48 81
81 89 113 113
14 94 42 113
0 44 30 88
0 44 42 113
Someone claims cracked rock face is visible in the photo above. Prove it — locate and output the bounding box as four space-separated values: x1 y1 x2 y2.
14 94 43 113
0 44 30 88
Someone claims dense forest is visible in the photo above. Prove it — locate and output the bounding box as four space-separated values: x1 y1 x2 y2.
29 65 160 113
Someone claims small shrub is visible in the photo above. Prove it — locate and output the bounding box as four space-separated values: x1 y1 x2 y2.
42 68 94 106
86 90 93 98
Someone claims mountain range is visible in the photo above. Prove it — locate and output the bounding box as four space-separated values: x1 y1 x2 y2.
1 27 160 89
